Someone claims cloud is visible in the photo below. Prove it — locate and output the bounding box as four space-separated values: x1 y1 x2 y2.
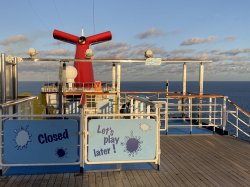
40 48 74 57
171 49 195 54
136 28 166 39
94 41 168 59
180 36 217 46
94 42 129 52
0 35 29 46
50 41 67 46
220 48 250 56
129 43 168 58
224 36 236 42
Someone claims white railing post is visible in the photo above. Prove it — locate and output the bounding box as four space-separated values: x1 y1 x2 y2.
166 81 169 134
0 108 2 173
223 97 227 133
116 63 121 114
209 97 212 126
18 104 22 119
112 63 116 91
189 98 193 134
135 100 138 119
199 62 204 127
147 104 151 119
165 101 169 134
80 107 84 172
214 98 216 127
140 102 144 119
236 108 239 138
155 104 161 169
182 63 187 116
1 54 6 104
130 98 134 119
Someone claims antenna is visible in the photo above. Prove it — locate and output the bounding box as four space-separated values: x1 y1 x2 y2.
81 28 84 37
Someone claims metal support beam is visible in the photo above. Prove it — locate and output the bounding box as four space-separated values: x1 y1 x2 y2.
116 63 121 114
140 102 144 119
183 63 187 95
198 62 204 126
199 62 204 95
223 96 227 133
147 104 150 119
13 57 18 114
182 63 187 115
0 108 2 174
112 63 116 91
130 98 134 119
1 54 6 103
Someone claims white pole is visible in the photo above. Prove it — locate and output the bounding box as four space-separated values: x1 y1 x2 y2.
182 63 187 116
130 98 134 119
199 62 204 126
116 63 121 114
140 102 144 119
80 107 84 172
147 105 151 119
183 63 187 95
1 54 6 103
199 62 204 95
0 108 2 173
112 63 116 91
209 97 212 126
166 81 169 133
135 100 138 119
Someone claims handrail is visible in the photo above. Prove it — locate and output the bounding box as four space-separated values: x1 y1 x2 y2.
22 57 212 63
227 98 250 118
121 91 225 99
226 98 250 140
0 96 37 108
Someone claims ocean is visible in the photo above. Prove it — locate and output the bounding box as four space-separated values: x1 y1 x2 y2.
19 81 250 113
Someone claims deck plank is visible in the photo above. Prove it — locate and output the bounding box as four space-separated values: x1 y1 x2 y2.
0 176 11 187
0 135 250 187
74 173 84 187
67 173 76 186
165 136 236 186
95 172 103 187
101 172 111 187
113 171 124 187
25 175 38 187
61 173 70 187
130 170 145 186
4 175 18 187
107 171 117 187
46 173 57 187
120 171 132 187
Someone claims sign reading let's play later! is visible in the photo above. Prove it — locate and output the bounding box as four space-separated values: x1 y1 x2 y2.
87 119 157 162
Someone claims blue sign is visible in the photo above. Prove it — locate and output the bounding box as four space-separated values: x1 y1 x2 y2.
3 119 79 164
88 119 157 162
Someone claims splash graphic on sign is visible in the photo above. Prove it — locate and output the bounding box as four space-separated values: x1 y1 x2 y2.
139 123 151 132
55 147 68 159
121 131 143 157
13 126 32 150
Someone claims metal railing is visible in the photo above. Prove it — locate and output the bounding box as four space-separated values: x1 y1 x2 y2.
124 93 225 134
226 98 250 141
41 81 112 93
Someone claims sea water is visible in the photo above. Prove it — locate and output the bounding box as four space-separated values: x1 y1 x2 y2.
19 81 250 113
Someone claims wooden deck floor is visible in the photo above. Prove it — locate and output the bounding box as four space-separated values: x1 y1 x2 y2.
0 134 250 187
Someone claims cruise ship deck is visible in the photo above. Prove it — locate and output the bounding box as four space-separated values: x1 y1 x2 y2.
0 134 249 187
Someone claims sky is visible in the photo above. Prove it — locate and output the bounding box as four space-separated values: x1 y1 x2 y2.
0 0 250 81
